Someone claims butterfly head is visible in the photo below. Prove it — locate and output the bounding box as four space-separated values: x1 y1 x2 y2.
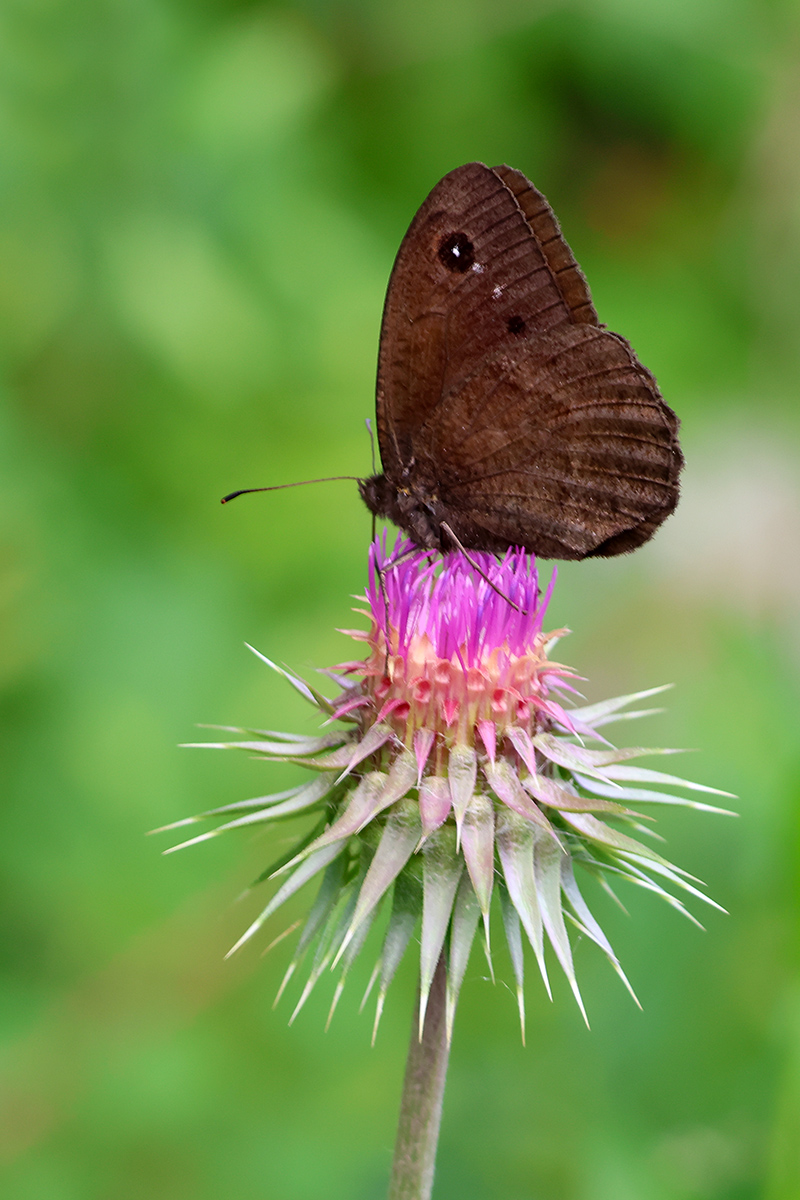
359 472 446 551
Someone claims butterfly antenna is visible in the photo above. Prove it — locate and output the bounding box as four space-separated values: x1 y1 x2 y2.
365 418 378 475
221 477 360 504
440 522 527 614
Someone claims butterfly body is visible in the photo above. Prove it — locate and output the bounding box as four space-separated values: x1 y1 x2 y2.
360 162 683 560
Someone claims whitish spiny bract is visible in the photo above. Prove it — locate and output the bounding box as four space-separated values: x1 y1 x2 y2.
156 536 734 1041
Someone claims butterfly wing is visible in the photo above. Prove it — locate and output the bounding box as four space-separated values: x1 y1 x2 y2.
416 322 682 559
373 161 682 557
375 162 597 475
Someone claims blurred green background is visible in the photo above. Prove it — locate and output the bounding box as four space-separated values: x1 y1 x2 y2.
1 0 799 1197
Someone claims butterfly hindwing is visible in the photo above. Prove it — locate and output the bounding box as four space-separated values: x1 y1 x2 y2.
413 323 680 558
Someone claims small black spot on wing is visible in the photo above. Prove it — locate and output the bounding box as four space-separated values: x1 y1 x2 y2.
438 231 475 273
507 314 526 335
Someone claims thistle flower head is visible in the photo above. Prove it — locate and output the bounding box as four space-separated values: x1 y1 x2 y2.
357 538 560 749
158 536 734 1041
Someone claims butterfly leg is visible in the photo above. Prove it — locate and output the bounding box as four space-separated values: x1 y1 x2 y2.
439 522 527 615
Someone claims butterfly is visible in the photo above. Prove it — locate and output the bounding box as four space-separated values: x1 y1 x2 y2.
358 162 683 560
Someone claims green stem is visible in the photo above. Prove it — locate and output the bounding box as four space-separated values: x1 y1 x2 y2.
388 953 450 1200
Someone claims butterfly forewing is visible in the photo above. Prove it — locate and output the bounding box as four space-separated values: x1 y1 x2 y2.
490 164 598 325
376 163 592 467
367 161 683 558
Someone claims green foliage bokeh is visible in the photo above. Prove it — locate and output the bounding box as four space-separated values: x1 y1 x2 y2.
1 1 799 1197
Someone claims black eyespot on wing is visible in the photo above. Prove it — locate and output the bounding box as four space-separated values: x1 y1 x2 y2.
438 231 475 273
507 314 526 335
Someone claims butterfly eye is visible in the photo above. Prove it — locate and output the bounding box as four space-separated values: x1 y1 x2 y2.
437 231 474 273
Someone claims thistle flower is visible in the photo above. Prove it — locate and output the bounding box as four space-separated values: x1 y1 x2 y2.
157 536 733 1041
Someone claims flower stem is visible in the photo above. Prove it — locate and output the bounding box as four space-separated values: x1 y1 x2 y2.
388 953 450 1200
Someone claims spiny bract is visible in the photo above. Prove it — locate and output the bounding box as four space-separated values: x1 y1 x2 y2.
155 536 734 1042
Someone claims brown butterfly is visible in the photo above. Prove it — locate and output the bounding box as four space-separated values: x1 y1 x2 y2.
359 162 683 560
